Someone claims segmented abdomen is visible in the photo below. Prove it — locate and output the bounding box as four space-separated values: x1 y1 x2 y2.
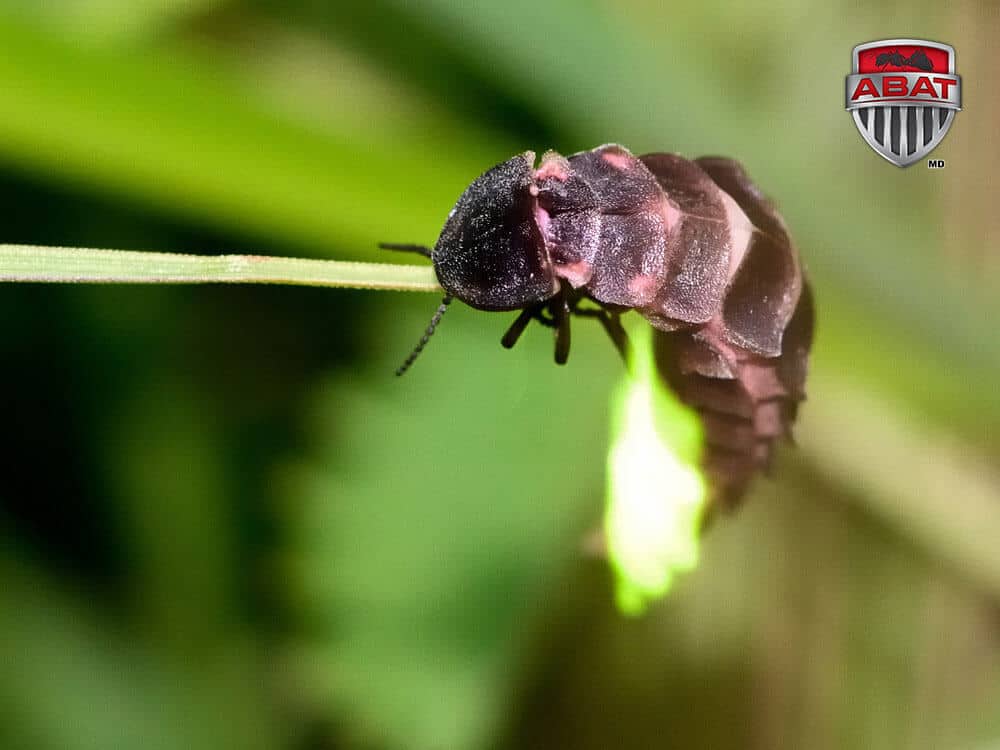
653 276 813 508
647 155 813 507
538 146 813 507
537 144 813 505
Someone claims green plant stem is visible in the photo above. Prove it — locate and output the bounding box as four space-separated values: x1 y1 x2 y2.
0 244 441 292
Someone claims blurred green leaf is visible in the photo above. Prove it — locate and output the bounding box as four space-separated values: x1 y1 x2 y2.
0 11 513 259
286 297 624 750
2 0 222 44
0 549 280 750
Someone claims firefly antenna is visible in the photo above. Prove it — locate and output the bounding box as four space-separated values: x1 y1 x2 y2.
396 295 453 376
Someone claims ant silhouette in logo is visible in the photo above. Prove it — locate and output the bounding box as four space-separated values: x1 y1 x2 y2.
875 49 934 71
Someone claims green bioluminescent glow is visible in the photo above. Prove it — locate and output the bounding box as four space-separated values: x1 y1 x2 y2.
605 322 707 615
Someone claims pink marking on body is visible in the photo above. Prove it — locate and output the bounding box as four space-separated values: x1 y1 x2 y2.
657 195 683 235
627 273 660 302
601 150 633 170
553 260 593 288
753 401 785 437
739 357 787 401
533 202 551 239
695 317 740 363
534 157 570 181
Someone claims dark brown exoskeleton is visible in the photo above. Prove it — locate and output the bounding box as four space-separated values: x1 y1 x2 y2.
383 144 813 506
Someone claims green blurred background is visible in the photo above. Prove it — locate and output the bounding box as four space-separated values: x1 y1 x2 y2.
0 2 998 748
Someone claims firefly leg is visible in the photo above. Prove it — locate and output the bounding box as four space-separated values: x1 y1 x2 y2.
551 294 571 365
532 308 557 327
501 306 538 349
501 296 573 360
378 242 433 258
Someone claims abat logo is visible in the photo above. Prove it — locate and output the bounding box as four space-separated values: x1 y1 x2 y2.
845 39 961 167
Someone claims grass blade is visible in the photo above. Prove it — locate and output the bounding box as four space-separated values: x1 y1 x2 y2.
0 244 441 292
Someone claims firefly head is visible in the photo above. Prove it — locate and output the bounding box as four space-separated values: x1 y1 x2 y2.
431 152 558 311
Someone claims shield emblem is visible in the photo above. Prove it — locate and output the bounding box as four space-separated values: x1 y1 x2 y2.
845 39 962 167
